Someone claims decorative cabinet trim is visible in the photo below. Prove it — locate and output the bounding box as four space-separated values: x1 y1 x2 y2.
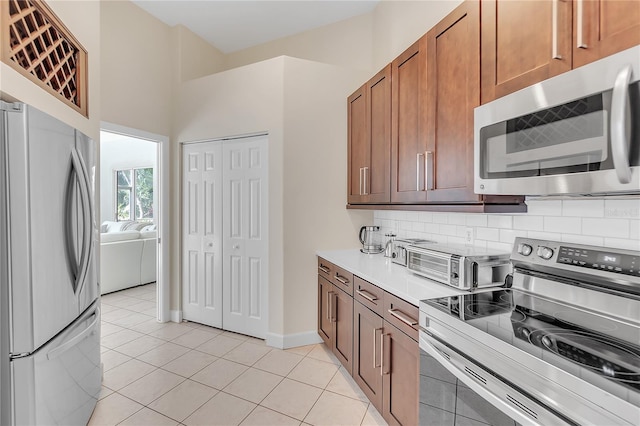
1 0 88 116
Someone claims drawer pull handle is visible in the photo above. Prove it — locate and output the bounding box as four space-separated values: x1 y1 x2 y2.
356 289 378 302
335 274 350 285
388 308 418 327
318 265 330 274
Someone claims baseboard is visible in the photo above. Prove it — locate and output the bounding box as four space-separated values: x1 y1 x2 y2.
266 330 323 349
170 310 183 323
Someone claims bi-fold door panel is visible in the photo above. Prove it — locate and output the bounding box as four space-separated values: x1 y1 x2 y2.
182 142 223 328
223 137 268 339
6 104 96 354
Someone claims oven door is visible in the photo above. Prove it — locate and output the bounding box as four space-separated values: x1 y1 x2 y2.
419 331 561 426
419 334 519 426
474 45 640 196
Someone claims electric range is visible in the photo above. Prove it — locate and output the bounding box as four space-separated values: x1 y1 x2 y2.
419 237 640 426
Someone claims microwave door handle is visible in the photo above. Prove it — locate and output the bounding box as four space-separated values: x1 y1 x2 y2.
611 64 632 184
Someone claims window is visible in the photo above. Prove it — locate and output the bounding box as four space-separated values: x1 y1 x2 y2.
115 167 153 221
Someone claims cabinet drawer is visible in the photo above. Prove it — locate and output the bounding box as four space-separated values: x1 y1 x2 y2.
383 292 418 341
317 257 334 280
354 276 384 317
332 264 354 296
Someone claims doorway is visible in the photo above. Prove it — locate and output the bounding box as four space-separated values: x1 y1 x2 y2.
99 123 170 322
182 134 269 339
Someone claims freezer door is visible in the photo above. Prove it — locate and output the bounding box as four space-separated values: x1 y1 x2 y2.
5 103 98 354
11 301 101 426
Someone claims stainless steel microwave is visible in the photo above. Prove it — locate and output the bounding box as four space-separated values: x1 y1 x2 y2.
475 46 640 196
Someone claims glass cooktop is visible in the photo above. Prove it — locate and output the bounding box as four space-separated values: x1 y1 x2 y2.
424 287 640 399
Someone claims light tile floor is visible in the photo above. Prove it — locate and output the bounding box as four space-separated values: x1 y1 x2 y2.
90 283 388 426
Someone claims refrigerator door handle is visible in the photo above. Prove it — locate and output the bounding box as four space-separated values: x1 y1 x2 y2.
70 147 93 295
46 306 99 361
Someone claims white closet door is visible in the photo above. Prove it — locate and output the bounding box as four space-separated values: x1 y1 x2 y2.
222 136 269 338
182 142 223 328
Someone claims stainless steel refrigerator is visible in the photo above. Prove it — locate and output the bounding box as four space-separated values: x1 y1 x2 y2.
0 101 101 425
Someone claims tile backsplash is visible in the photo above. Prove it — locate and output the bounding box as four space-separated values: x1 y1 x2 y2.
374 197 640 252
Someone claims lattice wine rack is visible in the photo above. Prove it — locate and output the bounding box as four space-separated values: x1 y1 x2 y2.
1 0 88 116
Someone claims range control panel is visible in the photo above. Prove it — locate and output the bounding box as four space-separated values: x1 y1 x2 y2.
557 246 639 277
512 237 640 279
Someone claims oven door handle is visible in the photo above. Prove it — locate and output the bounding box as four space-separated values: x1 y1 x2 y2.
419 332 571 426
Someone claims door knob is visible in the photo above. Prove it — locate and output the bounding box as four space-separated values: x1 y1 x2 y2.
207 242 213 247
233 244 240 249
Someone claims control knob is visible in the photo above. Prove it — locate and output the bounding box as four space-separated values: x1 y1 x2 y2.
517 243 533 256
537 246 554 260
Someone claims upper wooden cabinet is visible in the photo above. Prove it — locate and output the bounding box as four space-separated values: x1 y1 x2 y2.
425 0 481 203
572 0 640 68
347 65 391 204
481 0 572 104
390 37 428 203
482 0 640 104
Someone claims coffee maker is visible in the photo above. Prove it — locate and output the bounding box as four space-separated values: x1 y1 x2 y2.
359 226 384 254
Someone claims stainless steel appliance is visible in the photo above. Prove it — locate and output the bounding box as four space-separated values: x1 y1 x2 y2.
419 237 640 425
475 45 640 196
0 102 101 425
406 243 511 290
359 225 383 254
390 238 433 266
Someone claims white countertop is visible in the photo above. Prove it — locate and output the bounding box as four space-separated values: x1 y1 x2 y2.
316 249 467 307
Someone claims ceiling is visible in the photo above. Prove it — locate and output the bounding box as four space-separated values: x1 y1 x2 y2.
131 0 380 54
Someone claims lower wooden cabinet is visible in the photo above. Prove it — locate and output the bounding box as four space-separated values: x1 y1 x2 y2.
382 321 419 426
317 265 354 375
317 275 333 345
352 296 419 425
332 284 354 374
353 300 384 411
318 258 419 425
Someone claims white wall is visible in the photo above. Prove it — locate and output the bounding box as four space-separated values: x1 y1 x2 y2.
175 57 372 343
223 0 463 74
100 0 172 137
282 58 373 338
224 13 374 72
173 25 227 81
175 58 286 324
374 198 640 252
99 133 157 223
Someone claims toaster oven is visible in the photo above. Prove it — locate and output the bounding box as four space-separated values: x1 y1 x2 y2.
390 238 433 267
406 243 511 290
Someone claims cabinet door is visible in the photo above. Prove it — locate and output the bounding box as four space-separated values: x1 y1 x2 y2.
481 0 572 104
425 1 481 203
382 323 419 426
347 85 367 203
391 36 428 203
365 65 392 203
573 0 640 68
353 301 384 412
332 286 354 374
317 275 333 346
